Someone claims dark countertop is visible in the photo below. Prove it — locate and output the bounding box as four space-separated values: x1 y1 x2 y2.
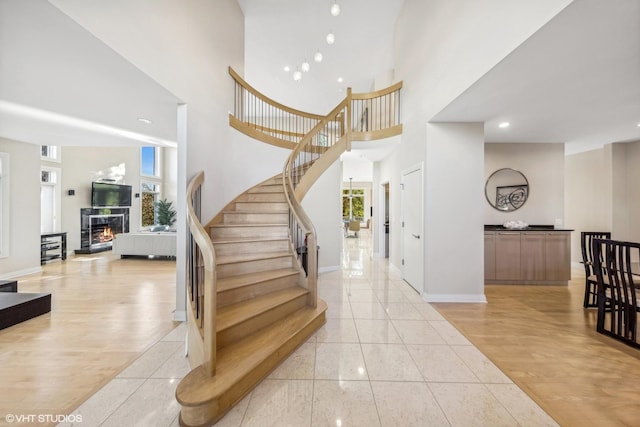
484 225 574 232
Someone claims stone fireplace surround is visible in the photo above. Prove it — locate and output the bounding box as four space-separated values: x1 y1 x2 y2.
75 208 130 254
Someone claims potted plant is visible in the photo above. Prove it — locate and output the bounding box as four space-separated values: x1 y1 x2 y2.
155 198 177 227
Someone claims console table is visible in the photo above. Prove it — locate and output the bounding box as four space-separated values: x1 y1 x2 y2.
41 232 67 265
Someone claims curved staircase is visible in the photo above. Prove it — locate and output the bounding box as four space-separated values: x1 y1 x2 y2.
176 69 402 426
177 176 326 426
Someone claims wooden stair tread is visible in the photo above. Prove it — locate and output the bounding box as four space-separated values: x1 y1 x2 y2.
216 287 308 332
222 210 288 214
217 268 299 292
216 251 292 265
210 223 288 228
176 299 327 407
213 237 290 245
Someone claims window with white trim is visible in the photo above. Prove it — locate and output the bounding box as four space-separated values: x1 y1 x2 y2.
141 181 160 226
41 145 60 162
141 146 160 177
141 147 162 226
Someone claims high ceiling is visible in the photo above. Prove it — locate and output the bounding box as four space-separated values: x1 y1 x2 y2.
432 0 640 155
2 0 637 162
238 0 404 114
240 0 640 159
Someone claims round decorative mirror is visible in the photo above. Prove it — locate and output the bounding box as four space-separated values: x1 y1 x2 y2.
485 168 529 212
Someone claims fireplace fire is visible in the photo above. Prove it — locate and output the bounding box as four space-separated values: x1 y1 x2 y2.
96 226 114 243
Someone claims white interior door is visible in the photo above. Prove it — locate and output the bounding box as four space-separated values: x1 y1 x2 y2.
402 164 423 293
40 166 61 234
41 184 55 233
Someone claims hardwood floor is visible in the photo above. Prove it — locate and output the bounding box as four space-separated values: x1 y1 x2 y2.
0 253 178 426
435 266 640 427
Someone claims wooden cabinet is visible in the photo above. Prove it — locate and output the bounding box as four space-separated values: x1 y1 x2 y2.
545 231 571 281
485 229 571 285
484 232 496 280
495 232 521 280
521 232 546 281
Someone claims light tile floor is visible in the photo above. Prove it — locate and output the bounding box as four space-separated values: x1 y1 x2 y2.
59 230 558 426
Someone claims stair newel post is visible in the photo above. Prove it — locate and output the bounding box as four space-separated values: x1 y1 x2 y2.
204 269 217 376
346 87 353 152
306 231 318 308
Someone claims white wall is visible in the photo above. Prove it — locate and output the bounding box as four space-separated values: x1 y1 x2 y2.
565 146 613 262
50 0 245 321
485 143 565 225
381 0 572 301
0 139 41 278
565 141 640 262
424 123 485 301
619 142 640 245
303 160 342 272
60 146 143 251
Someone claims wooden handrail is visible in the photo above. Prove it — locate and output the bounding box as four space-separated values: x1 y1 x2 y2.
229 67 325 120
186 171 217 376
350 81 403 100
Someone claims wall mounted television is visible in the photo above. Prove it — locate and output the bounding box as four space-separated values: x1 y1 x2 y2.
91 182 132 208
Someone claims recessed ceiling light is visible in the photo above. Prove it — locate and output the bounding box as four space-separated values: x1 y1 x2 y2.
284 65 290 72
293 70 302 81
314 51 323 63
499 122 510 128
137 118 152 124
337 77 343 83
637 122 640 127
301 61 310 72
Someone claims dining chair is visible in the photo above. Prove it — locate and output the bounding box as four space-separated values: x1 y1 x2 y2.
594 238 640 348
581 231 611 308
347 220 360 238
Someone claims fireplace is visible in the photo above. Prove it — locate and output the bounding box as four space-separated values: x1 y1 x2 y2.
75 208 130 254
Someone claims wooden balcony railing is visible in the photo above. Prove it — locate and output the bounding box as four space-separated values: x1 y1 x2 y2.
229 67 325 149
229 67 402 149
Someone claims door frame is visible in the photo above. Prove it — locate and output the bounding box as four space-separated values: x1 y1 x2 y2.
40 165 61 233
377 180 390 258
401 162 424 292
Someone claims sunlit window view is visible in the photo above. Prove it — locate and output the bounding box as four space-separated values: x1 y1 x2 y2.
141 182 159 226
342 188 364 220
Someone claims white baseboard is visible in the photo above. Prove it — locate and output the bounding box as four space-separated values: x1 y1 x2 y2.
173 310 187 322
423 293 487 303
389 263 402 275
0 266 43 280
319 265 340 274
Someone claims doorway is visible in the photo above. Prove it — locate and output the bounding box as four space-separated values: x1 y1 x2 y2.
401 163 423 293
379 182 390 258
41 166 61 233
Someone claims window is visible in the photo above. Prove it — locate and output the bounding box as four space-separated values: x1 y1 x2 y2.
41 145 60 162
0 153 9 257
141 181 160 226
141 147 162 226
141 146 160 177
342 188 364 220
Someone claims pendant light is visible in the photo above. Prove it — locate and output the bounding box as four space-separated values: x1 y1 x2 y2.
326 32 335 45
330 1 341 16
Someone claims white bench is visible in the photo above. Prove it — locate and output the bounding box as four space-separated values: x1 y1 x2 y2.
112 232 176 258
